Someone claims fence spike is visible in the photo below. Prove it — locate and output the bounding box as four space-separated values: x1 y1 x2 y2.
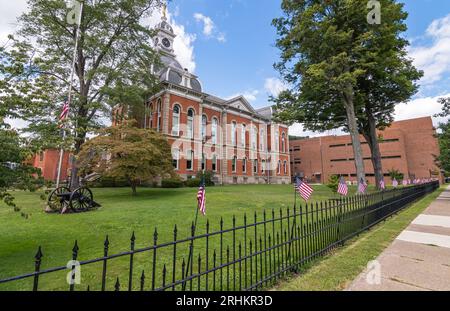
140 270 145 291
131 231 136 245
35 246 43 261
72 240 79 260
154 228 158 244
115 277 120 291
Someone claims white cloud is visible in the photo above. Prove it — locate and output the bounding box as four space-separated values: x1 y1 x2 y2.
193 12 226 43
0 0 28 46
408 13 450 85
147 7 197 73
264 77 288 97
394 93 450 126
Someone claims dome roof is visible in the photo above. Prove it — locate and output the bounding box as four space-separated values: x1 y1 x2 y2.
157 20 173 33
160 55 183 71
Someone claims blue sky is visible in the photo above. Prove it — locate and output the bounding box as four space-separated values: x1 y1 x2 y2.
1 0 450 135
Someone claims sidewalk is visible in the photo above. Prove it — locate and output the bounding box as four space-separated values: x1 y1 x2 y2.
347 185 450 291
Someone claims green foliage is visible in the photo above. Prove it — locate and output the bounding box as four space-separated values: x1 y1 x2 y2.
387 169 404 181
161 178 184 189
0 124 44 218
327 175 339 193
0 0 164 187
195 170 216 186
185 178 202 188
77 122 175 195
436 121 450 175
435 97 450 118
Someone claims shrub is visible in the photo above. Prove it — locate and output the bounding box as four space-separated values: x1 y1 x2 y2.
195 170 216 186
161 178 184 188
388 168 404 181
185 178 201 187
327 175 339 193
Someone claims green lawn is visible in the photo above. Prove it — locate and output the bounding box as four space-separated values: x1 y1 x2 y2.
272 185 446 291
1 184 352 291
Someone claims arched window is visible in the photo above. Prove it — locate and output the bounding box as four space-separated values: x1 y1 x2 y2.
282 133 286 153
231 122 237 146
253 160 258 174
241 124 246 147
201 153 206 171
260 128 265 151
284 161 287 174
172 105 180 136
232 156 237 172
157 99 162 132
261 160 265 173
242 157 247 173
212 118 218 144
202 115 207 141
278 160 281 174
187 108 194 139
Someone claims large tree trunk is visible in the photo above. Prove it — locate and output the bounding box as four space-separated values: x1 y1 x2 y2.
343 87 366 188
363 112 384 190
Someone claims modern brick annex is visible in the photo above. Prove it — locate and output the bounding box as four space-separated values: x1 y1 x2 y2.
290 117 442 185
114 14 291 185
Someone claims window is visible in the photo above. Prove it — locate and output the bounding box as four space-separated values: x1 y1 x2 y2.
39 152 44 162
157 99 162 132
253 160 258 174
212 155 217 172
172 149 179 170
251 127 257 150
281 133 286 153
284 161 287 174
231 122 237 146
241 124 246 147
212 118 218 144
242 158 247 174
201 115 207 141
187 150 194 170
201 153 206 171
277 160 281 174
261 160 265 173
275 131 279 151
172 105 180 136
232 156 237 172
260 128 265 151
187 109 194 139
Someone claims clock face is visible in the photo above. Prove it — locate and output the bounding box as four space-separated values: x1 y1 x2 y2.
162 38 171 48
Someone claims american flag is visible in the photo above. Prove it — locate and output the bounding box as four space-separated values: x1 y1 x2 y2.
58 99 70 128
392 178 398 188
197 178 206 216
379 179 385 190
358 178 367 194
337 176 348 196
295 176 314 201
402 179 408 186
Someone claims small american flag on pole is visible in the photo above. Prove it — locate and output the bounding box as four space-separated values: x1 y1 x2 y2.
197 178 206 216
379 179 385 190
358 178 367 194
58 99 70 128
402 179 408 186
337 176 348 196
392 178 398 188
295 177 314 201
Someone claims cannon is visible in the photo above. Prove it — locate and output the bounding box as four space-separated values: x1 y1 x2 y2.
47 173 101 213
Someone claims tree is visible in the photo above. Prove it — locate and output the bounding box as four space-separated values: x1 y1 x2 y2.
77 122 175 195
0 0 164 189
272 0 420 189
0 121 44 217
435 98 450 175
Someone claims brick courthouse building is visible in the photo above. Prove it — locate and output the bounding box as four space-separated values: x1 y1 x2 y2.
289 117 442 184
114 15 291 185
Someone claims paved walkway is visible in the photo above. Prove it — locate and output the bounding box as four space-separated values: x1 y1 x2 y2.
347 185 450 291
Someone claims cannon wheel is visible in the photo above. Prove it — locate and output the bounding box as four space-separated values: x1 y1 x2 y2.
47 186 70 211
69 187 93 212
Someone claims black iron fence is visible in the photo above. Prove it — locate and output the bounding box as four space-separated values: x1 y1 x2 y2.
0 181 439 291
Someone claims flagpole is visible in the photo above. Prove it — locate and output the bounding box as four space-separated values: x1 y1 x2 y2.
56 1 84 188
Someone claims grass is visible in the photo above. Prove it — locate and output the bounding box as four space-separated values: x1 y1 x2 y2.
0 184 351 291
271 185 446 291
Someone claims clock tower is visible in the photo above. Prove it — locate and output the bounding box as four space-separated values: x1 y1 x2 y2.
155 5 176 57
